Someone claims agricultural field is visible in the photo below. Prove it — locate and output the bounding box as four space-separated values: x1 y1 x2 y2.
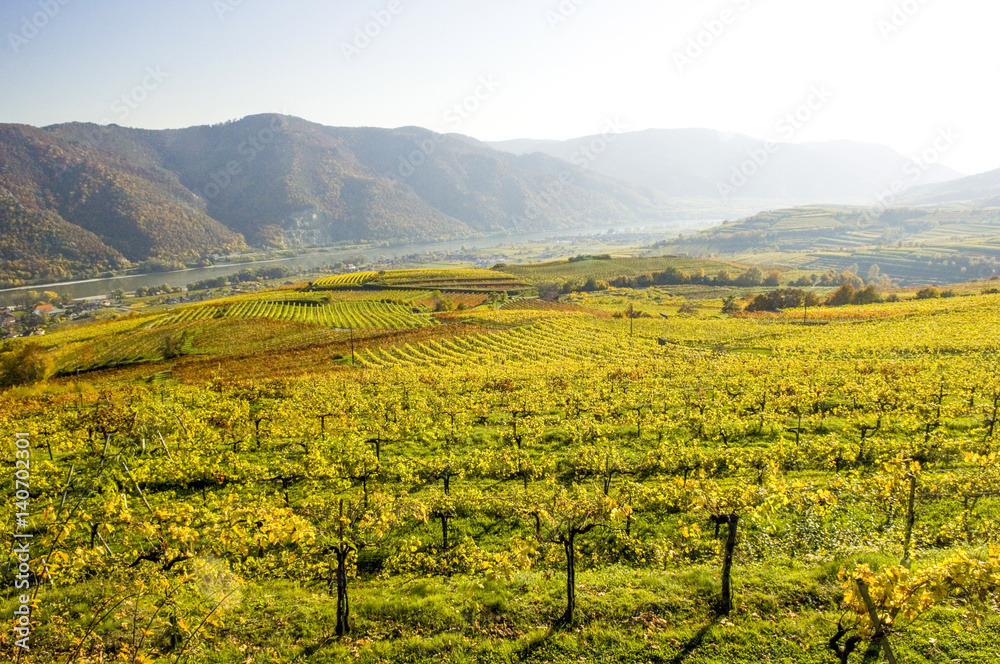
2 266 1000 663
313 268 531 293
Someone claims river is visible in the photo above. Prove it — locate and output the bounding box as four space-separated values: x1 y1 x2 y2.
0 220 715 304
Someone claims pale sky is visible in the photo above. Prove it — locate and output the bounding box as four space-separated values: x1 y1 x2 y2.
1 0 997 174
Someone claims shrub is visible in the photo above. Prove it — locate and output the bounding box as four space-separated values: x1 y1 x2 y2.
0 342 50 388
916 287 940 300
677 303 699 316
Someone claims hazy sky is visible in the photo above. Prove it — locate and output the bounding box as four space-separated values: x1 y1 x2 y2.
1 0 997 174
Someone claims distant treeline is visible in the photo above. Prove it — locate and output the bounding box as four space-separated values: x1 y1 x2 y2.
743 284 886 313
564 267 781 293
568 254 613 262
561 266 890 295
188 266 292 291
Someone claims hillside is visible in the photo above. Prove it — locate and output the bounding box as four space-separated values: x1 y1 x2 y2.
902 166 1000 207
0 116 694 285
489 130 961 204
0 123 247 284
655 205 1000 284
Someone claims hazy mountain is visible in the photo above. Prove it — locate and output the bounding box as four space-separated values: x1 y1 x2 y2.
489 129 962 204
901 167 1000 207
0 115 689 283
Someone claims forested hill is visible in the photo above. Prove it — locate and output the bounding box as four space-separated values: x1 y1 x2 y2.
0 115 681 285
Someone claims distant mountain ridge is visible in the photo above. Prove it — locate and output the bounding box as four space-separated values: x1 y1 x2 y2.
0 114 691 285
0 116 978 287
901 166 1000 208
488 129 963 204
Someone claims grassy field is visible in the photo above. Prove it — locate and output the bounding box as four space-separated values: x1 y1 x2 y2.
2 266 1000 663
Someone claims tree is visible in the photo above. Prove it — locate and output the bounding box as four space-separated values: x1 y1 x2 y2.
721 296 743 313
12 290 39 311
852 285 883 305
533 484 621 627
734 267 764 287
311 491 405 637
0 342 50 388
825 283 856 307
746 289 809 312
839 553 1000 664
711 514 739 616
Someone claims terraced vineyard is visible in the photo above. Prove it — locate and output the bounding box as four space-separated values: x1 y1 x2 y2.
312 271 379 288
314 268 531 292
154 299 433 330
358 317 616 368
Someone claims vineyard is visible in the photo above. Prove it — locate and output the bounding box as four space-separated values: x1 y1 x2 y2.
313 268 531 293
2 267 1000 663
153 299 433 331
